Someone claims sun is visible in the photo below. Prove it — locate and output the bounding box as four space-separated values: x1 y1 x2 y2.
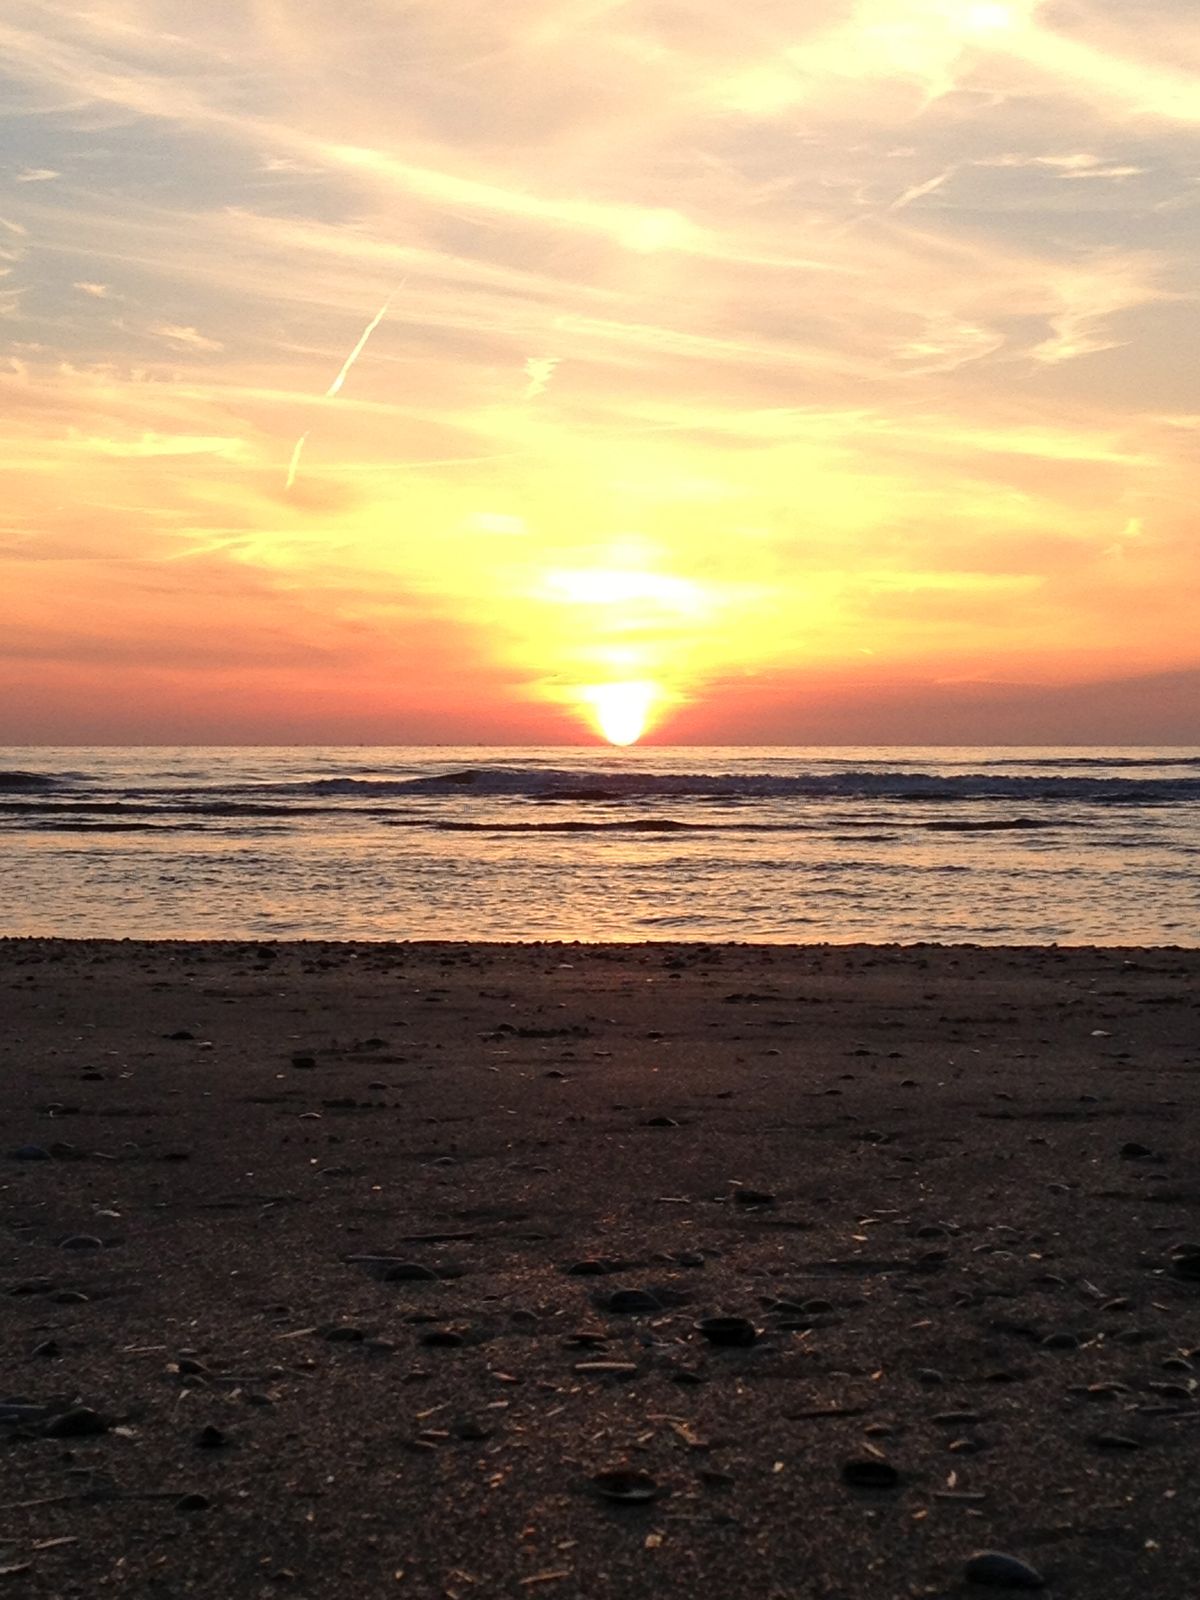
584 681 657 746
964 2 1016 30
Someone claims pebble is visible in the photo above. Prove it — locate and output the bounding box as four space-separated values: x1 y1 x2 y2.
1170 1251 1200 1282
964 1552 1045 1589
320 1324 366 1342
1120 1141 1152 1159
453 1417 493 1441
696 1315 758 1348
9 1145 51 1161
420 1329 464 1348
175 1492 211 1512
1040 1332 1079 1351
290 1055 317 1069
590 1468 663 1504
59 1235 104 1251
605 1289 662 1314
565 1259 622 1277
42 1406 109 1439
1091 1433 1141 1450
380 1262 439 1282
841 1458 900 1488
732 1188 776 1207
195 1424 230 1449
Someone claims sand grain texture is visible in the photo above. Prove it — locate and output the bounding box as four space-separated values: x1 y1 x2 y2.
2 939 1200 1597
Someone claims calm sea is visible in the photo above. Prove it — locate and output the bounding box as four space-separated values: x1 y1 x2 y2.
0 747 1197 944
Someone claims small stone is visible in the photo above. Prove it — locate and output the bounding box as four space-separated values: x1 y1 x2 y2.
1091 1433 1141 1451
564 1330 608 1348
59 1235 104 1251
380 1261 439 1282
916 1367 944 1385
1040 1332 1079 1351
732 1188 776 1207
1171 1252 1200 1282
841 1458 900 1489
290 1055 317 1069
696 1316 758 1348
590 1468 663 1505
42 1406 109 1439
175 1492 211 1512
195 1424 229 1449
1120 1142 1152 1159
964 1552 1046 1589
420 1329 464 1348
565 1259 621 1277
31 1339 61 1358
53 1290 90 1305
645 1116 679 1127
9 1145 51 1161
605 1289 662 1314
320 1324 366 1342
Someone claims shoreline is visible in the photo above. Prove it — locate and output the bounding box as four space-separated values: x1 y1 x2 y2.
3 939 1199 1596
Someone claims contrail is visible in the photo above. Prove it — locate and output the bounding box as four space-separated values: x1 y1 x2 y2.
285 284 402 491
325 292 394 398
284 430 310 492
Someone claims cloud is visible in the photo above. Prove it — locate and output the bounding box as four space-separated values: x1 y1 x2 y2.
522 355 559 398
151 324 224 352
0 0 1196 737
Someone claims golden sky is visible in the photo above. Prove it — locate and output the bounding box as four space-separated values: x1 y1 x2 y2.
2 0 1199 743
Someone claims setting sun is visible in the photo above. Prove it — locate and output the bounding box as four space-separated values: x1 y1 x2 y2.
584 681 658 746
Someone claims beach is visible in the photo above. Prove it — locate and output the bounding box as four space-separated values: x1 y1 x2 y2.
3 937 1199 1597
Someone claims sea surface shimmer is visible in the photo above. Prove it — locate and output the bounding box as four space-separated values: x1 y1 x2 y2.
2 746 1198 943
2 938 1199 1598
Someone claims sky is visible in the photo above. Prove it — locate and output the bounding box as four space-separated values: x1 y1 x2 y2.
2 0 1199 745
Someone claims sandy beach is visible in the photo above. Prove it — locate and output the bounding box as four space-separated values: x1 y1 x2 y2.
3 938 1199 1598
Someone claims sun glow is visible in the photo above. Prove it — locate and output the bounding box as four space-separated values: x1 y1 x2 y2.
584 681 658 746
964 3 1017 31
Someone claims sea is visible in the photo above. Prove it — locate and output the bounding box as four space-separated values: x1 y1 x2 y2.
0 747 1197 945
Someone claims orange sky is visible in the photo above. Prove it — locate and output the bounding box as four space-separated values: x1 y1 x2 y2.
2 0 1199 744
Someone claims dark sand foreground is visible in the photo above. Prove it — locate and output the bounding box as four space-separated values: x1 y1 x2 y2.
3 940 1200 1599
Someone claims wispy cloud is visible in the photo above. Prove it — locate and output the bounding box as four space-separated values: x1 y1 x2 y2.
151 324 224 352
0 0 1198 737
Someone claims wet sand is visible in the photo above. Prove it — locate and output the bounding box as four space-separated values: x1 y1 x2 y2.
2 938 1199 1598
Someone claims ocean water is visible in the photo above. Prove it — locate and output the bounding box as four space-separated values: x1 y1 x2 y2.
0 746 1197 944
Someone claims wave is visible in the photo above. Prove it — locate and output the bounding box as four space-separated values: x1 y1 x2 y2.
0 770 70 792
387 817 801 833
274 767 1200 805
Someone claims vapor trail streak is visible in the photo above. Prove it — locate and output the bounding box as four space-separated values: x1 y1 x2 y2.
285 284 401 490
325 293 394 398
285 430 309 492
